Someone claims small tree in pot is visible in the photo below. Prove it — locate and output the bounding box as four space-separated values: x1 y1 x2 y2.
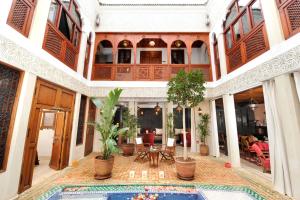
121 110 138 156
197 113 210 156
167 70 205 180
91 88 128 180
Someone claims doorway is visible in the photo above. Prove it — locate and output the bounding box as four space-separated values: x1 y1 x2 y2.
18 79 75 193
140 51 162 64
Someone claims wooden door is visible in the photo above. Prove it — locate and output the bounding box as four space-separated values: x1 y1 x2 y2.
19 79 75 193
84 101 96 156
140 51 162 64
49 112 66 170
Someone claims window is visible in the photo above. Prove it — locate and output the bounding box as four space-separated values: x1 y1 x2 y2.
44 0 82 70
0 63 22 171
224 0 268 72
76 95 87 145
118 49 132 64
213 34 221 80
7 0 37 36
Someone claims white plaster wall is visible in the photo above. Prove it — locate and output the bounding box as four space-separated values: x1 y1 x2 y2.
37 129 54 157
96 6 210 32
93 108 102 152
0 73 37 200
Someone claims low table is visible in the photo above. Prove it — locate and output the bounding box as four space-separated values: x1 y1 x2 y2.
148 147 161 167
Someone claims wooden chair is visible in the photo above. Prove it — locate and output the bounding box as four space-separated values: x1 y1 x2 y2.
160 138 176 163
134 137 149 162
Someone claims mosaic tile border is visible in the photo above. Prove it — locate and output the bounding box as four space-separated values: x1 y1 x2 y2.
37 184 265 200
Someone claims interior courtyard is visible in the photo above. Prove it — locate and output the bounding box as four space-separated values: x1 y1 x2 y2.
0 0 300 199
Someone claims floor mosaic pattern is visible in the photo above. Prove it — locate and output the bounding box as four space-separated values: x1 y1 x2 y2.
18 150 292 200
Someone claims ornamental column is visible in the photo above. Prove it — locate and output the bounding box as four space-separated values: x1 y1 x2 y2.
209 100 220 157
222 94 240 167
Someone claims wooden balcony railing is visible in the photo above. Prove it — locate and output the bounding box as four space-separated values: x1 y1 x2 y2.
92 64 212 81
226 23 269 72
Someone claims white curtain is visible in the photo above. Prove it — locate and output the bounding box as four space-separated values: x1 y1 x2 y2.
294 72 300 102
262 80 292 196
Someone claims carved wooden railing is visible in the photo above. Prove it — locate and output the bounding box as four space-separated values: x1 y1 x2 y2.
43 22 79 71
226 23 269 72
277 0 300 38
92 64 211 81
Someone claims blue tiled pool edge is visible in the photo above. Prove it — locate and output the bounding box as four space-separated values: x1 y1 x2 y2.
37 184 265 200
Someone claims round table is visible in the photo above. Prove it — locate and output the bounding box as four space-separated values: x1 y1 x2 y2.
149 149 160 167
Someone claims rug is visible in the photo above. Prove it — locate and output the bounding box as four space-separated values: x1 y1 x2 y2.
38 184 265 200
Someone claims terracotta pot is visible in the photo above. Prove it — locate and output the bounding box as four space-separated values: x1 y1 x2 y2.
200 144 209 156
121 143 135 156
175 157 196 180
94 155 114 180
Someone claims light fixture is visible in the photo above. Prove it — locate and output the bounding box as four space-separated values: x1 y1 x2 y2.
95 14 101 27
149 40 155 47
123 40 128 47
176 104 183 113
175 40 181 48
248 98 258 111
154 102 161 113
197 107 203 116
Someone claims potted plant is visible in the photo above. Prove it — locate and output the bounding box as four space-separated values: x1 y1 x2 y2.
121 110 138 156
90 88 128 179
166 113 174 139
167 70 205 180
197 113 210 156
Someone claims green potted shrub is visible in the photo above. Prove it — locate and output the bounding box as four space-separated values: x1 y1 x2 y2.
166 113 175 139
167 70 205 180
121 110 138 156
91 88 128 179
197 113 210 156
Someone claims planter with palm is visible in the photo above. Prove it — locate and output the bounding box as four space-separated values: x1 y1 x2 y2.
197 113 210 156
167 70 205 180
121 110 138 156
91 88 128 179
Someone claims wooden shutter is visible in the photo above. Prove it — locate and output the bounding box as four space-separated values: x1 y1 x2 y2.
76 95 87 145
7 0 36 36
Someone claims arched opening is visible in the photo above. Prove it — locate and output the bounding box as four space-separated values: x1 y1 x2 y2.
170 40 187 64
137 38 167 64
117 40 133 64
95 40 113 64
191 40 209 65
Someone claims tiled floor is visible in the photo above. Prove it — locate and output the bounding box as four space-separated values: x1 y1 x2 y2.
18 148 292 200
32 157 57 186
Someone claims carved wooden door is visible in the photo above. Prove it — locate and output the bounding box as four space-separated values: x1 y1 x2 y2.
49 112 66 170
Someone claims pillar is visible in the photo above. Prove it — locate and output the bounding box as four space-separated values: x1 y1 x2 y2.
191 107 197 153
128 101 137 141
222 94 240 167
274 74 300 199
28 0 52 47
260 0 285 47
69 93 82 165
209 100 220 157
162 103 167 145
217 33 227 77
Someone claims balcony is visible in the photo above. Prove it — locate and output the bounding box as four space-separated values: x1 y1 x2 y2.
92 64 212 81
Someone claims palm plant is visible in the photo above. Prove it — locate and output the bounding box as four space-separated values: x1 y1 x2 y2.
197 113 210 145
91 88 128 160
167 70 205 160
122 110 138 143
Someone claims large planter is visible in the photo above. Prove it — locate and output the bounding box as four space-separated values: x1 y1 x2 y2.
121 143 135 156
94 155 114 180
200 144 209 156
175 157 196 180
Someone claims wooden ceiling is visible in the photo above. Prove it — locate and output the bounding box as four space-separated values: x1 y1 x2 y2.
234 87 264 104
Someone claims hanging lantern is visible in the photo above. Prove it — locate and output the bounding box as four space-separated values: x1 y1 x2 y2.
154 102 161 113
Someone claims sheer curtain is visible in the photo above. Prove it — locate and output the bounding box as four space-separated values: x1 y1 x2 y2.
262 80 292 196
294 72 300 102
